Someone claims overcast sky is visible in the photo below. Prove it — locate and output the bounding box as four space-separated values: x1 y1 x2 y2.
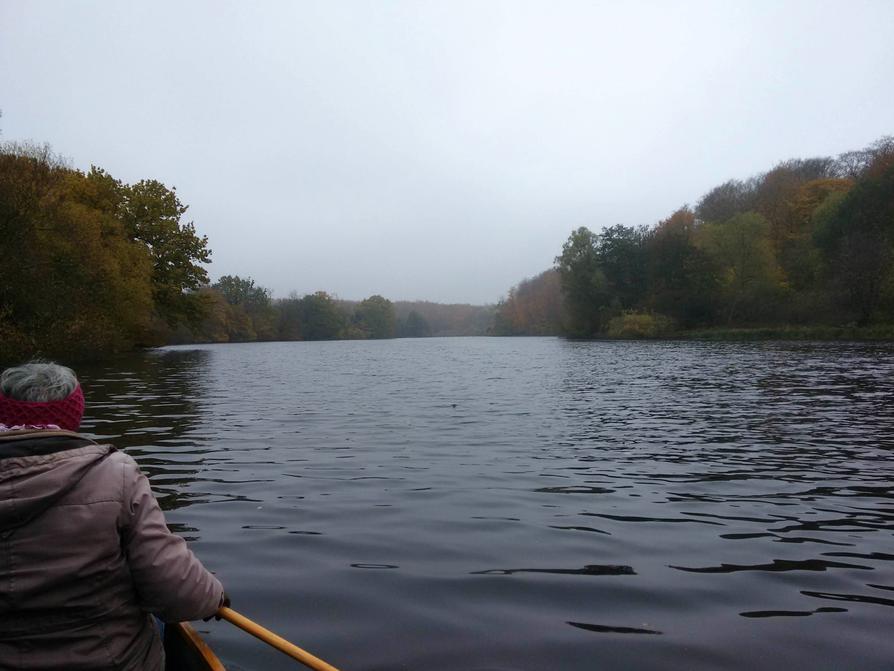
2 1 892 304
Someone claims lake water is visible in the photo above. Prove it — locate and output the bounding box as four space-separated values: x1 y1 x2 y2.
77 338 894 671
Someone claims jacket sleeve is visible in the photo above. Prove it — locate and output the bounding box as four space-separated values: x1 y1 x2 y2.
119 455 224 622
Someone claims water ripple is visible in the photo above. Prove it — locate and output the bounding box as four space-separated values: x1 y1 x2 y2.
75 339 894 671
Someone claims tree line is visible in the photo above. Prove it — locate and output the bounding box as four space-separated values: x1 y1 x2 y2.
3 133 891 362
0 140 495 362
172 280 406 343
166 278 496 345
494 136 894 337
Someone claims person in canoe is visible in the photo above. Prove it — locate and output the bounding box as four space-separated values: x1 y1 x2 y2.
0 361 228 671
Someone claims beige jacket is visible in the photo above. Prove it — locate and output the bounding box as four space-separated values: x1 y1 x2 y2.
0 429 224 670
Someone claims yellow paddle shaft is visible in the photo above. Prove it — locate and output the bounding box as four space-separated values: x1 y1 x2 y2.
217 606 342 671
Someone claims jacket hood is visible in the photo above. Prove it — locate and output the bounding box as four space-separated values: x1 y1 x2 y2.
0 430 113 534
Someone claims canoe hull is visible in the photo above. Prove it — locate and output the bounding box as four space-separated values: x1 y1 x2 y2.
164 621 226 671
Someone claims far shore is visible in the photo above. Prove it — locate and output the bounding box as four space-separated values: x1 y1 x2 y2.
157 323 894 347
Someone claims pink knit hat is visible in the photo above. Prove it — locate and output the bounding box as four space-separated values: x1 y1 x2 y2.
0 384 85 431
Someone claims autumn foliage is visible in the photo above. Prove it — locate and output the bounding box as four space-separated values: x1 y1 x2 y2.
0 144 210 362
501 136 894 337
3 134 891 360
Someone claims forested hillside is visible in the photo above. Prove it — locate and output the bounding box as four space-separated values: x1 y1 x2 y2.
0 143 211 361
3 134 892 363
0 141 495 362
495 137 894 337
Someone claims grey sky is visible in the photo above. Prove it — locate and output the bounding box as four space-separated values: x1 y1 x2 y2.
2 1 892 304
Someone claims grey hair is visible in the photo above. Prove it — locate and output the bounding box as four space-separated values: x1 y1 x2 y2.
0 362 79 402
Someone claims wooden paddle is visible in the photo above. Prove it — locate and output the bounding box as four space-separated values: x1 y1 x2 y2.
217 606 342 671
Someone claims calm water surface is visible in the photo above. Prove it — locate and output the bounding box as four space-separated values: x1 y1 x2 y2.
77 338 894 670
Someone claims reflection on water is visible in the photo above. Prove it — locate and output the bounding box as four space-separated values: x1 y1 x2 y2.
567 621 663 635
76 339 894 671
80 349 214 514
